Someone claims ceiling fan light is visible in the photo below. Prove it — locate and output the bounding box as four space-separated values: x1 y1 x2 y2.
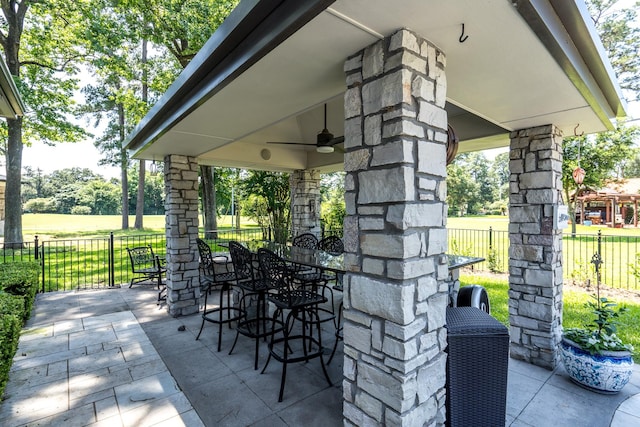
316 145 334 153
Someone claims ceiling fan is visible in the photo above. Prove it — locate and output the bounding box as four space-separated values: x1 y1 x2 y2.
267 104 344 153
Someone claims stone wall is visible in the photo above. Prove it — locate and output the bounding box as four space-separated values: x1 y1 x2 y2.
342 28 449 426
508 125 564 368
164 155 201 317
290 169 321 238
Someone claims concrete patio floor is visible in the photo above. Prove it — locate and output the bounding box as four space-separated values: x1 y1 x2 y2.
0 286 639 426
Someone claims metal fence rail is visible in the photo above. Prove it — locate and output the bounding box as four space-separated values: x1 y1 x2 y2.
4 226 637 292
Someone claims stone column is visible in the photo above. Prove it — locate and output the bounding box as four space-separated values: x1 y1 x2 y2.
164 154 201 317
508 125 564 369
290 169 321 238
342 29 449 426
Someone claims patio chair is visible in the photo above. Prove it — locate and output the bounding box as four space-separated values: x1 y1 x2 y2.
195 238 245 352
227 241 284 370
126 245 166 302
258 248 332 402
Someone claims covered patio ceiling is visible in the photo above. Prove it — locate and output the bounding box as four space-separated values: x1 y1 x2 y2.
125 0 625 173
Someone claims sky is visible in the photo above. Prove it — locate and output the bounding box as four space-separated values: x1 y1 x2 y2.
15 1 640 179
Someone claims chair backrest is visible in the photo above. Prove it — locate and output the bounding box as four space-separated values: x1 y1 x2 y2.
127 246 158 273
196 238 214 273
228 241 256 282
318 236 344 255
257 248 290 291
292 233 318 249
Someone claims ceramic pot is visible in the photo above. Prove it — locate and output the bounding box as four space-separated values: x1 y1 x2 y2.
560 337 634 394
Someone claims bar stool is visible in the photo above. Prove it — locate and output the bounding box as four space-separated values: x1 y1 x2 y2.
258 248 332 402
227 241 284 370
195 238 245 352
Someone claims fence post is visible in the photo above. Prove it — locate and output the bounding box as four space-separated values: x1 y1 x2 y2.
109 232 115 287
34 235 39 261
40 241 45 293
488 226 493 249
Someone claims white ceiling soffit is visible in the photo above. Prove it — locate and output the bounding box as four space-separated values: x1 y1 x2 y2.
0 56 24 120
125 0 624 172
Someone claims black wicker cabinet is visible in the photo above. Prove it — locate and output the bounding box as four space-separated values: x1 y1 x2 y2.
446 307 509 427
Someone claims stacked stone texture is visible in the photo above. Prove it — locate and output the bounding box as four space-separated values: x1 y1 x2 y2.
342 28 449 426
508 125 564 368
164 155 201 317
290 169 321 238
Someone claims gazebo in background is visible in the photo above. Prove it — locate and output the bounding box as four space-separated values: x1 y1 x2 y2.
575 178 640 227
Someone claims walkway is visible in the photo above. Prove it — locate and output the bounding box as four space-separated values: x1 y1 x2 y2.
0 287 638 426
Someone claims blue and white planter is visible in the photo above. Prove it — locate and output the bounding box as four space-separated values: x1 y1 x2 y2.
560 337 634 394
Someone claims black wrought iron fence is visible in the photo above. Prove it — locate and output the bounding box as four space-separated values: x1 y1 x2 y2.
449 228 640 291
0 228 274 292
11 225 635 292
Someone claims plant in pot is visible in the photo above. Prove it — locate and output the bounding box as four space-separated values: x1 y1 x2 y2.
561 288 634 394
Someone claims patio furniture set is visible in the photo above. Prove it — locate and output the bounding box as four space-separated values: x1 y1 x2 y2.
195 233 345 403
125 234 509 424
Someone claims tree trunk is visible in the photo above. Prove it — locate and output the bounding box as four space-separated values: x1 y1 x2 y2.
134 39 148 230
134 160 144 229
2 2 28 248
201 165 217 239
4 117 23 248
119 103 129 229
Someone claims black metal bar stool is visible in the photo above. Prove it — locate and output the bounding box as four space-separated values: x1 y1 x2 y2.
258 248 332 402
227 241 284 370
195 238 245 352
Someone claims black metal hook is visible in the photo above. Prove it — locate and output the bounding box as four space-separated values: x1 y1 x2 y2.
574 124 584 137
459 23 469 43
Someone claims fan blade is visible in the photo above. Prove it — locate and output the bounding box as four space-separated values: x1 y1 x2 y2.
329 136 344 146
266 141 315 146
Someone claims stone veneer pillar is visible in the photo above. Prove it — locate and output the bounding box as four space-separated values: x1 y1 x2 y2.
164 155 201 317
290 169 321 238
342 29 449 426
508 125 564 369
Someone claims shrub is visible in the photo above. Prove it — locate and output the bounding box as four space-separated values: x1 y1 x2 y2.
70 205 92 215
0 292 25 398
0 262 40 322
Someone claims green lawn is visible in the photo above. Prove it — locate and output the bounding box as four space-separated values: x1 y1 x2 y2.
461 273 640 362
20 213 257 240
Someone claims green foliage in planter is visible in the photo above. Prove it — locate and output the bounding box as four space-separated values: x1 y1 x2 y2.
564 295 634 355
0 291 25 398
0 262 40 321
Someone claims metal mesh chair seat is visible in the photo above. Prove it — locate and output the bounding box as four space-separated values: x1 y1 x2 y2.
268 289 326 309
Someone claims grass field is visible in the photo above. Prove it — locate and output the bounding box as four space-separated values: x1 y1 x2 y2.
461 273 640 362
20 213 257 241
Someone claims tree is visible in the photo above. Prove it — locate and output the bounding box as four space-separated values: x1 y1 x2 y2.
320 172 345 232
1 0 89 245
562 126 639 234
446 152 498 215
241 171 290 243
586 0 640 100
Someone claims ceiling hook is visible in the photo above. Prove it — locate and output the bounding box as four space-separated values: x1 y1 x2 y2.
574 124 584 137
459 23 469 43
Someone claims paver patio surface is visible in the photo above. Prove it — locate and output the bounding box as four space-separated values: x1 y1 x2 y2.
1 286 639 426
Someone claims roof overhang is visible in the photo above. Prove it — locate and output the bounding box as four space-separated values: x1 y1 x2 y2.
0 56 24 120
125 0 626 172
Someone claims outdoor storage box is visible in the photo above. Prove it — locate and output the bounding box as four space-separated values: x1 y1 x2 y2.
446 306 509 427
